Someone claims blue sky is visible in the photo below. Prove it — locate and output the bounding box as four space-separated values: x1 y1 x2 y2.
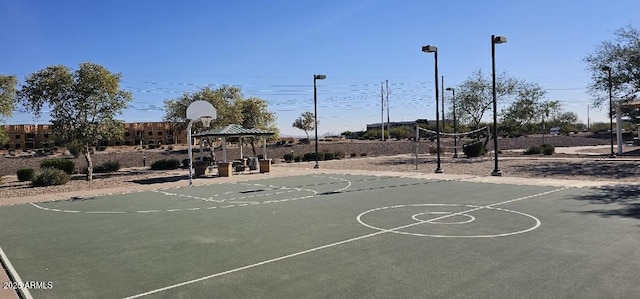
2 0 639 135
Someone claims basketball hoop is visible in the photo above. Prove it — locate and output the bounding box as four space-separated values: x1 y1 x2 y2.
200 116 213 129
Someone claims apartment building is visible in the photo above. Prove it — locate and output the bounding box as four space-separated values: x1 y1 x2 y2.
1 122 187 150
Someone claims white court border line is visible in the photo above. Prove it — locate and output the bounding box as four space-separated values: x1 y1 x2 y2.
0 245 34 299
121 186 569 299
29 176 353 215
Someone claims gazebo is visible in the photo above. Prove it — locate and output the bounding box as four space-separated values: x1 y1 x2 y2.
193 124 275 163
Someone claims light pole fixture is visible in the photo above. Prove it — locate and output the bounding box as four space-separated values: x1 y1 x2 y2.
446 87 458 158
313 74 326 169
601 66 615 158
422 45 442 173
491 35 507 176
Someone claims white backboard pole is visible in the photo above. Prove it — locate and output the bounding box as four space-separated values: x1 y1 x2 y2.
186 101 216 187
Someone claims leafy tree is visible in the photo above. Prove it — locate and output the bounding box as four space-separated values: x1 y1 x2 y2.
17 63 131 181
292 111 315 139
454 70 518 130
500 82 548 135
584 25 640 115
0 75 17 145
163 85 278 150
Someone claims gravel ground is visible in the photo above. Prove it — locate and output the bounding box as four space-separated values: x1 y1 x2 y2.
2 134 639 201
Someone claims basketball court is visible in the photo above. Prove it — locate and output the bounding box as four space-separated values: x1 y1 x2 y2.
1 172 639 298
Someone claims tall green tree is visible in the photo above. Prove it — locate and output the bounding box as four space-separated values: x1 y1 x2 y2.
163 85 278 148
292 111 315 139
17 63 132 181
0 75 17 145
453 70 519 130
499 82 549 135
584 26 640 116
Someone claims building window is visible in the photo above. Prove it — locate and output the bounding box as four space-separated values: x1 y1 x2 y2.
15 135 20 140
15 143 21 149
157 131 163 136
44 134 49 139
148 131 153 136
125 132 130 137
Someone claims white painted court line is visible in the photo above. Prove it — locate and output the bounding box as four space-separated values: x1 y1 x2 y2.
121 186 569 299
0 245 33 299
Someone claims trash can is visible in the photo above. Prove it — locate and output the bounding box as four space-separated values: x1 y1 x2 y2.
218 162 232 177
259 159 271 173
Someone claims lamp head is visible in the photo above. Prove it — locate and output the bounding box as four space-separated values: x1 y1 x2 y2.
421 45 437 53
314 74 326 80
601 66 611 72
445 87 454 91
493 36 507 44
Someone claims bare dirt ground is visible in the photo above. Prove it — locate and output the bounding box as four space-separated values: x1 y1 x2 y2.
1 134 639 201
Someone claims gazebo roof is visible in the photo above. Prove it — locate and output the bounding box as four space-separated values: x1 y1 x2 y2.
193 124 275 138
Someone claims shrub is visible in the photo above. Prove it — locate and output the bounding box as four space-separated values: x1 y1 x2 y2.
167 145 174 150
541 143 555 155
151 158 182 170
428 145 444 155
31 167 70 187
350 152 357 158
334 151 345 159
95 146 107 151
360 152 368 157
294 155 302 162
524 145 541 155
257 154 264 160
302 152 325 161
147 144 158 149
94 160 121 173
41 158 75 174
323 152 335 160
17 168 35 182
462 140 485 157
283 153 294 162
182 159 190 169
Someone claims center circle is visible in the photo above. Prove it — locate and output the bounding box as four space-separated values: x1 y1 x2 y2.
411 212 476 224
356 203 541 238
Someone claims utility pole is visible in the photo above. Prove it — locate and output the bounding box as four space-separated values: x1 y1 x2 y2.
386 79 390 137
381 82 385 141
587 105 590 131
441 75 445 130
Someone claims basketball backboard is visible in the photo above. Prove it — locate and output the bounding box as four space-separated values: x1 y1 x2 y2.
186 100 217 120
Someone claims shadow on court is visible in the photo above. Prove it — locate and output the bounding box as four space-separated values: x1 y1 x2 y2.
572 184 640 220
129 175 187 184
511 161 640 180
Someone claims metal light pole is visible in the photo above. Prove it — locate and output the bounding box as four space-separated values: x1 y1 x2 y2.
446 87 458 158
422 45 442 173
601 66 615 158
313 74 326 169
491 35 507 177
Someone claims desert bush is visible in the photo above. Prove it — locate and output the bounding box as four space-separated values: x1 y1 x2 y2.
182 159 190 169
257 154 264 160
147 144 158 149
541 143 555 155
350 152 357 158
303 152 325 161
151 158 182 170
95 146 107 151
17 168 35 182
428 145 445 155
462 140 485 157
334 151 345 159
360 152 368 157
41 158 75 174
524 145 541 155
283 153 294 162
31 167 70 187
294 155 302 162
94 160 121 173
323 152 335 160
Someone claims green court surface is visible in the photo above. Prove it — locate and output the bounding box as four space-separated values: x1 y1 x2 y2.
1 174 639 298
